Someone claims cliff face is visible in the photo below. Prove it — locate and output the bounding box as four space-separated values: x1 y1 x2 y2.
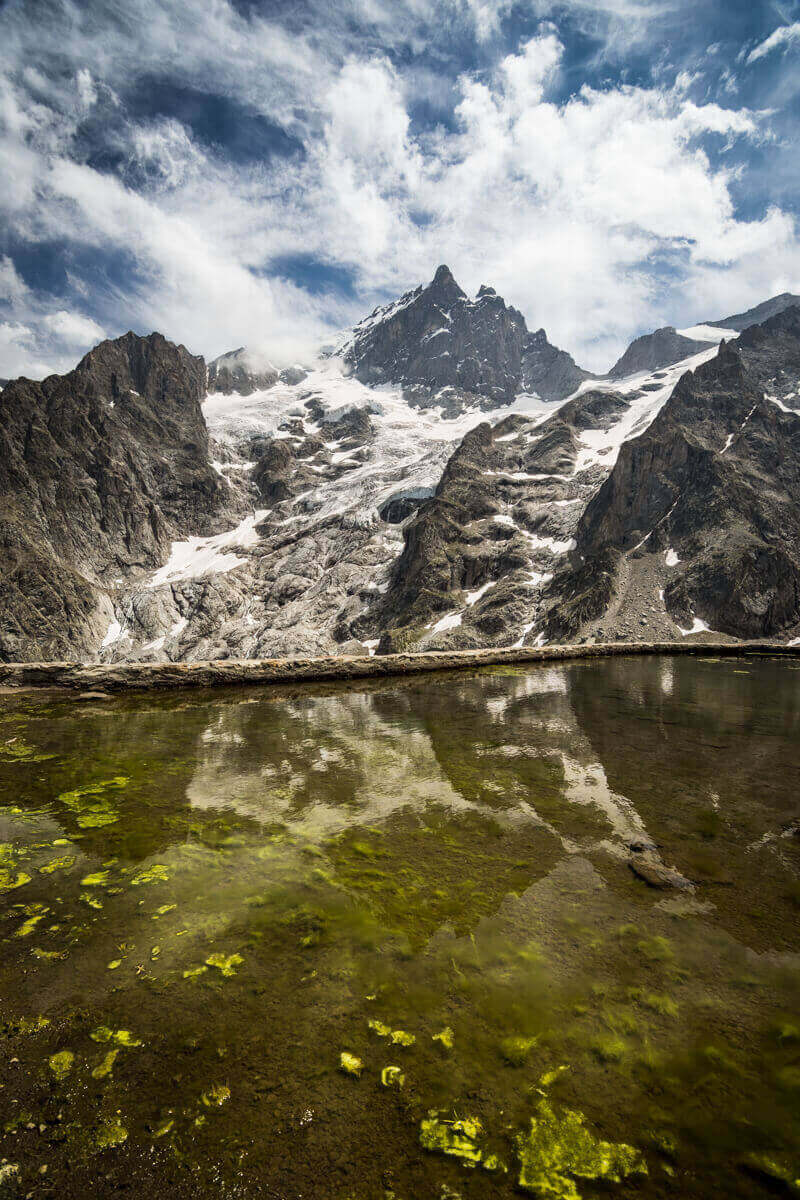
544 309 800 640
0 332 228 661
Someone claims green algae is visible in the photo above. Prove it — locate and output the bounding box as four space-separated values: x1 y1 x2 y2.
15 906 47 937
92 1048 119 1079
432 1026 455 1049
48 1050 74 1081
153 1117 175 1138
91 1027 142 1048
152 903 177 919
107 959 122 970
390 1029 415 1046
0 737 54 763
183 965 208 979
5 1015 50 1036
94 1117 128 1149
39 854 76 875
515 1098 647 1198
80 891 103 909
205 951 243 977
81 870 110 886
742 1152 800 1192
590 1035 626 1063
0 869 31 892
58 777 128 828
340 1051 363 1077
500 1034 538 1066
420 1114 486 1166
628 989 679 1019
368 1018 393 1038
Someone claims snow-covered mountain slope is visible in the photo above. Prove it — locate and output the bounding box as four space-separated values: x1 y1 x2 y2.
99 338 733 662
3 268 800 664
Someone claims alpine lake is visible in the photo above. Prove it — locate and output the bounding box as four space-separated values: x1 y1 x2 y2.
0 654 799 1199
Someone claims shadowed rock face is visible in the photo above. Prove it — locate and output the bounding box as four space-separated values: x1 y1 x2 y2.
341 265 589 411
608 327 712 378
544 308 800 641
0 332 228 662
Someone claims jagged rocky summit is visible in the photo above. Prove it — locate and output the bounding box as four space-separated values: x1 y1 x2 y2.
338 264 590 413
2 266 800 664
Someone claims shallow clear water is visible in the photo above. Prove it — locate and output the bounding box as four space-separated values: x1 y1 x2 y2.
1 655 799 1199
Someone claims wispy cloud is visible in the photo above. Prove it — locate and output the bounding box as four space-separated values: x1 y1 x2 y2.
746 22 800 65
0 0 798 377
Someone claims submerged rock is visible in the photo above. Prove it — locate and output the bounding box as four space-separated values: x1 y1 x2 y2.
629 851 693 890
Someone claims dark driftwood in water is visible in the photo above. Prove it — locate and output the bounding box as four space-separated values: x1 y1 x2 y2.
0 642 797 693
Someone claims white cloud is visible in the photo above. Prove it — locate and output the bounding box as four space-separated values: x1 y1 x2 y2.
44 310 106 345
746 23 800 66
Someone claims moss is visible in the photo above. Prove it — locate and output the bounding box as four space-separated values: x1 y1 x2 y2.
48 1050 74 1081
339 1051 364 1077
500 1035 538 1067
205 952 243 977
515 1098 647 1198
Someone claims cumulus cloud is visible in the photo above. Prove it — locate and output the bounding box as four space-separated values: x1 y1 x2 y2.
0 0 797 378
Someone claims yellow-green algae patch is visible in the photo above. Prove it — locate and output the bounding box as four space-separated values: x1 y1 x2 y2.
381 1065 405 1088
91 1027 142 1048
500 1034 538 1066
205 952 243 977
81 871 110 886
94 1117 128 1149
58 777 128 829
340 1051 363 1077
39 854 76 875
130 864 171 887
432 1027 455 1049
92 1049 119 1079
514 1098 647 1198
201 1083 231 1107
420 1114 504 1171
48 1050 74 1081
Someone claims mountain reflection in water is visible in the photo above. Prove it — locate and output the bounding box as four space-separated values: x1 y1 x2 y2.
0 655 798 1199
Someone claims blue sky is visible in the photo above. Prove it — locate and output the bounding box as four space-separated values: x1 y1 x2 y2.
1 0 799 377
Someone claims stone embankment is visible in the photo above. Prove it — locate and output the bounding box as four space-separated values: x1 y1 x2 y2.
0 641 797 693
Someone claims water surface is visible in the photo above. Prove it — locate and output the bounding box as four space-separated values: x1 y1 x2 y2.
1 655 799 1198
